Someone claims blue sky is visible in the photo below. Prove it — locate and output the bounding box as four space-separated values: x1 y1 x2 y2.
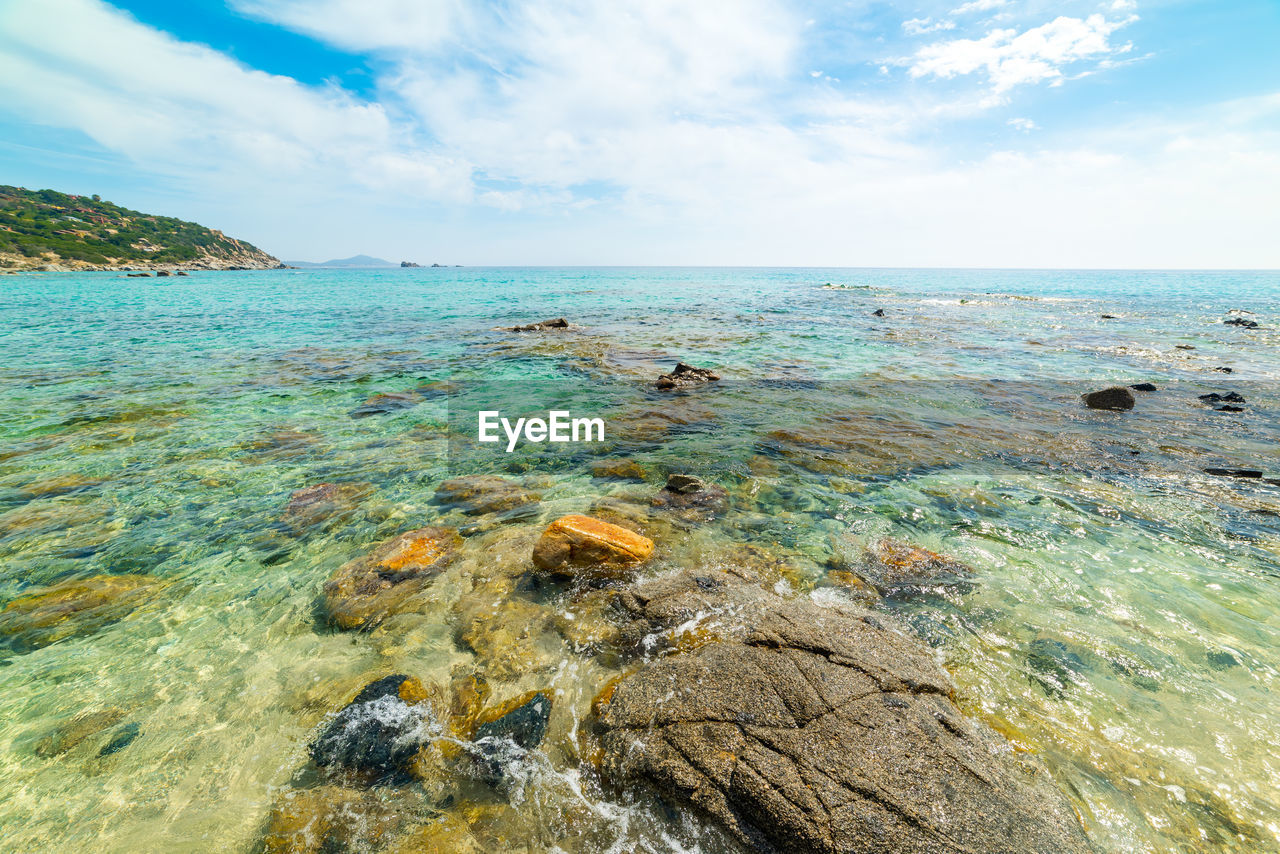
1 0 1277 266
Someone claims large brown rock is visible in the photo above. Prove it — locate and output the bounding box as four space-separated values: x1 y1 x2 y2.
655 361 720 390
323 526 461 629
593 570 1094 854
280 482 372 533
530 515 654 578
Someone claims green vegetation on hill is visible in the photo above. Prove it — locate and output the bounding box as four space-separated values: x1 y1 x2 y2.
0 185 277 269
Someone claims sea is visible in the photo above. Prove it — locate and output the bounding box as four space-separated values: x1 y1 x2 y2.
0 267 1277 852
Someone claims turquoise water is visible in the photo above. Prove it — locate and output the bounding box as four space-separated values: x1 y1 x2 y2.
0 268 1278 852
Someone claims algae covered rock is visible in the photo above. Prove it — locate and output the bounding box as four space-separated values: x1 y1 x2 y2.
0 574 158 651
530 514 654 578
261 785 402 854
280 482 373 533
593 571 1094 854
857 538 975 594
433 475 539 516
323 526 461 629
655 361 720 390
1082 386 1136 411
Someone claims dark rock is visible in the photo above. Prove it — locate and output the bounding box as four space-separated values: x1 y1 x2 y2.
1214 367 1233 373
349 391 421 418
1224 317 1259 328
309 675 438 782
655 362 720 390
155 270 171 277
97 722 140 757
400 261 421 267
871 308 885 317
1215 405 1245 412
650 473 729 520
1100 314 1118 319
510 317 569 332
466 691 553 784
593 570 1094 854
36 708 126 757
1204 468 1263 479
1129 382 1158 392
126 272 150 277
323 526 462 629
175 271 189 276
1199 392 1245 403
1207 650 1239 670
1175 344 1195 350
1082 386 1135 411
433 475 538 516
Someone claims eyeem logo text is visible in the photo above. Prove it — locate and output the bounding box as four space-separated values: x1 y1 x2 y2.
477 410 605 452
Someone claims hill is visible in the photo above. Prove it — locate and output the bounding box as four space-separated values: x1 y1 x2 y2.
0 186 280 271
285 254 395 268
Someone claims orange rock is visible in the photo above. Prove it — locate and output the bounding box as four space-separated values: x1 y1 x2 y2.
531 515 654 578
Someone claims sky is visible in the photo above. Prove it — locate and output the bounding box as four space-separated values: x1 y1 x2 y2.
0 0 1277 267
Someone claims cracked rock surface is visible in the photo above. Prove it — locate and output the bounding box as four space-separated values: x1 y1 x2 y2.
593 568 1094 854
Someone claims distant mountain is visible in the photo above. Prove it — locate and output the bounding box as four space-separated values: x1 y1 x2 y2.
0 185 280 272
285 254 395 268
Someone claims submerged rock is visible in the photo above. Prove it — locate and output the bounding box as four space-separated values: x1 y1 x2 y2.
262 784 402 854
281 482 372 533
588 458 647 481
452 578 557 679
1027 637 1089 697
1199 392 1245 403
1082 386 1136 411
35 707 127 757
97 722 140 757
655 362 720 390
433 475 539 516
510 317 569 332
323 526 462 629
1224 317 1259 328
531 514 654 579
1129 382 1158 392
309 675 440 783
1204 467 1263 479
649 473 729 521
593 571 1094 854
872 308 885 317
349 391 421 418
0 574 158 651
855 539 974 595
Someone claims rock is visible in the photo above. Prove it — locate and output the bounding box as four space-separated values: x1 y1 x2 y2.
649 473 729 520
309 675 440 782
1205 468 1263 479
855 539 974 595
175 271 189 276
593 572 1093 854
126 272 150 277
510 317 569 332
349 391 421 418
1027 637 1088 697
35 707 126 757
1215 405 1245 412
0 574 158 651
452 579 556 679
1100 314 1118 319
467 691 553 783
1199 392 1245 403
1129 382 1158 392
1175 344 1195 350
262 785 401 854
97 722 140 757
18 473 102 499
155 270 171 277
588 459 647 480
530 515 654 578
280 482 372 533
323 526 462 629
400 261 421 267
655 361 720 390
1214 366 1233 373
1082 386 1135 411
871 308 885 317
433 475 539 516
1224 317 1259 328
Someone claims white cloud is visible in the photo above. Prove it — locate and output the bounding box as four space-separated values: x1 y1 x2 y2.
950 0 1007 14
0 0 1277 266
909 14 1135 94
1008 117 1038 131
903 17 956 35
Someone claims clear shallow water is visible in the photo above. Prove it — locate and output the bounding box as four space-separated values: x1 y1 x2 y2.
0 267 1278 853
